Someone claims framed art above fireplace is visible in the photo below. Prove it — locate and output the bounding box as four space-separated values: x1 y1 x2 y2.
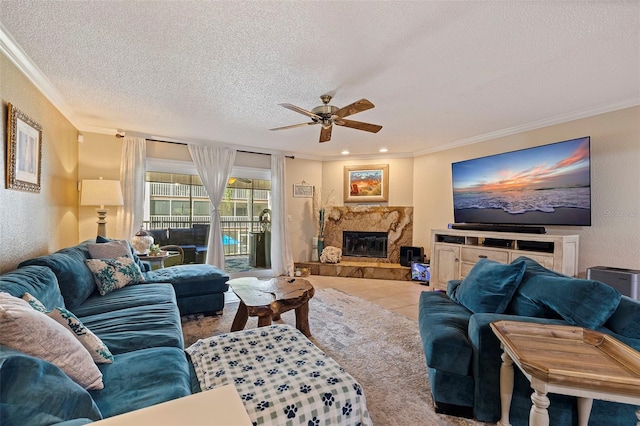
343 164 389 203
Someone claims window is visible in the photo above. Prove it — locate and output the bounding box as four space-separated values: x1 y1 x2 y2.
150 200 170 215
144 171 271 231
145 155 273 275
171 200 190 216
193 201 210 216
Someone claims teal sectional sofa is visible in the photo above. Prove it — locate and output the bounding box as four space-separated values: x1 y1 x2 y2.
0 239 227 425
418 256 640 425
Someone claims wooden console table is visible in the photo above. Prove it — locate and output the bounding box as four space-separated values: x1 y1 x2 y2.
429 229 579 291
490 320 640 426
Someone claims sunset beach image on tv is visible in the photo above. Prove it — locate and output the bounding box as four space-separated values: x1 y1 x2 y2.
452 137 591 226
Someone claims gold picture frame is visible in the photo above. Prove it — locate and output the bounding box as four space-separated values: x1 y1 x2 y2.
6 103 42 193
343 164 389 203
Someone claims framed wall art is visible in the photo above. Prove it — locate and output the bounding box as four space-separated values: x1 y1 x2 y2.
343 164 389 203
293 182 314 198
6 103 42 193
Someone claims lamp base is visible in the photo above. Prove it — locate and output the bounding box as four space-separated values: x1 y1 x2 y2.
96 208 109 238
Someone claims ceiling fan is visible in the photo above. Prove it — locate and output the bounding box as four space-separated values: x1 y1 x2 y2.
270 95 382 143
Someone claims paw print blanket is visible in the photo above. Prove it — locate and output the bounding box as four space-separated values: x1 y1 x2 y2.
186 325 371 426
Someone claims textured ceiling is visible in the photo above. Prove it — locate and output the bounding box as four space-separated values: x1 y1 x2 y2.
1 1 638 159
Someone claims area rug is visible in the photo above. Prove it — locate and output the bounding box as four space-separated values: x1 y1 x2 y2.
181 288 489 426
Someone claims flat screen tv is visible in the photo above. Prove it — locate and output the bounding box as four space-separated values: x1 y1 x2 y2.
452 136 591 227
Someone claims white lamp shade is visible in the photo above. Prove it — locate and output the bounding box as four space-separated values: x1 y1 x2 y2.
81 179 124 207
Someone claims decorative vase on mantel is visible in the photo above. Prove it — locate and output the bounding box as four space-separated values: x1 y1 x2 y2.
317 237 325 260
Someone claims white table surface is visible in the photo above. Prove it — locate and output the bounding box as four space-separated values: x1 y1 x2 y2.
94 384 252 425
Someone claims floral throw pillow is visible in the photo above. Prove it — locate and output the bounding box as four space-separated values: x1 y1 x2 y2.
22 292 114 364
84 256 145 296
22 291 47 311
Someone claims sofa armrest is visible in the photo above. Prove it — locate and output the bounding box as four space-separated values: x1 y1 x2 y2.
418 291 473 376
468 313 570 422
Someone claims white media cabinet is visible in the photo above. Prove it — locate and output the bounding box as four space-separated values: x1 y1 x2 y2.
429 228 579 292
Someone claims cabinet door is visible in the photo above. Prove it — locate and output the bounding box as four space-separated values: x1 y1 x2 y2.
433 244 461 287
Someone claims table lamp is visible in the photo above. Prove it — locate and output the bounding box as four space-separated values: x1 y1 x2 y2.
81 177 124 237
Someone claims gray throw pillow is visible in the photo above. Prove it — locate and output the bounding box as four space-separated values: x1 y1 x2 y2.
87 240 132 259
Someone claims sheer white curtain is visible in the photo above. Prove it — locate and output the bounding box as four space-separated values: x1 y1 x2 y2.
118 136 146 239
270 154 294 276
188 144 236 269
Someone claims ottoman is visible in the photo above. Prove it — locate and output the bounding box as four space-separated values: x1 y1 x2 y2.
145 264 229 315
186 324 371 425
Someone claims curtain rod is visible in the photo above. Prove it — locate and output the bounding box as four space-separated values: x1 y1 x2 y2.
117 135 294 159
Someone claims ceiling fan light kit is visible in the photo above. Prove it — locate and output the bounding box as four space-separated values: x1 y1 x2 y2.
270 95 382 143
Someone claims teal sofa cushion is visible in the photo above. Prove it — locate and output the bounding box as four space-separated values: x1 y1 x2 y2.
508 256 621 329
604 295 640 338
78 302 183 355
0 265 65 310
450 258 526 314
418 291 473 376
90 347 191 418
144 265 229 295
19 244 95 310
145 264 229 315
0 345 102 426
71 283 177 317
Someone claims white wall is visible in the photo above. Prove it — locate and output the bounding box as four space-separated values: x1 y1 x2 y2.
79 106 640 275
321 157 414 207
285 158 323 262
413 105 640 274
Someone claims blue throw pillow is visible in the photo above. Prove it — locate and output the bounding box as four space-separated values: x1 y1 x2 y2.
450 258 526 314
19 248 96 310
507 256 622 329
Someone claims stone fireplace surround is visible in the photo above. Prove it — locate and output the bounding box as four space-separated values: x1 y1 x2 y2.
323 206 413 264
294 206 414 280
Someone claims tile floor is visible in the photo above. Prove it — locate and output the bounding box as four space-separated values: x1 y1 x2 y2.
225 275 431 321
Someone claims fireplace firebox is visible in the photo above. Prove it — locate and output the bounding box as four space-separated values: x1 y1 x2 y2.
342 231 388 259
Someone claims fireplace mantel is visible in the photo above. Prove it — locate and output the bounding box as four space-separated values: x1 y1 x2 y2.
323 206 413 264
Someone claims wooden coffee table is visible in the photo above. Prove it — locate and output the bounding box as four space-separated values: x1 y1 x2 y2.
228 277 315 337
490 320 640 426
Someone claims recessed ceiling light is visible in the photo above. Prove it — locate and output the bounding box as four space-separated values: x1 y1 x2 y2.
379 148 388 153
341 150 350 155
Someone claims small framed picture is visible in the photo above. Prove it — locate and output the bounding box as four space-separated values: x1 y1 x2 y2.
293 183 314 198
6 103 42 193
344 164 389 203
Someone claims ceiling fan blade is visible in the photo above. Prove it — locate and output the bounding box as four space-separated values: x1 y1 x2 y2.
270 122 317 131
319 125 332 143
335 98 375 118
279 103 322 120
335 119 382 133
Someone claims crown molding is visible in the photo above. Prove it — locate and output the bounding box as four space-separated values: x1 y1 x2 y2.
4 22 637 161
0 23 83 129
414 98 640 157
